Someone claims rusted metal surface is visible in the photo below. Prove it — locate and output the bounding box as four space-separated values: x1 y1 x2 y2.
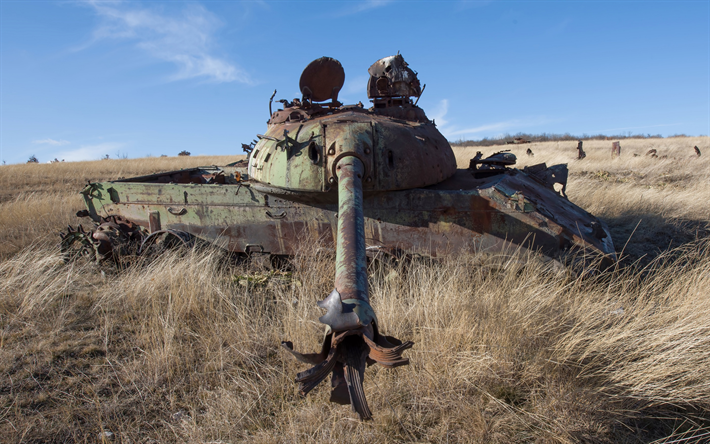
139 229 195 256
249 112 455 192
367 54 421 101
522 163 568 198
333 158 369 307
282 326 413 420
299 57 345 103
471 151 517 168
612 141 621 158
61 215 143 262
577 140 586 159
148 211 161 232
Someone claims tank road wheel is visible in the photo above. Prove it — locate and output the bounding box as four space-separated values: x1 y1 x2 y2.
138 229 195 258
93 215 144 259
60 225 103 263
60 216 145 264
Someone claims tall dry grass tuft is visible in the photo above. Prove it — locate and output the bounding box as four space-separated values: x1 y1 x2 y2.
554 241 710 406
0 243 89 316
2 240 710 442
0 193 83 260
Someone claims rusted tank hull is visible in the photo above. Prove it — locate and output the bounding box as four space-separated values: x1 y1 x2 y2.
79 166 615 263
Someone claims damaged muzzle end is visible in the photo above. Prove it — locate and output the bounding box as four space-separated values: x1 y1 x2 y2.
281 289 412 421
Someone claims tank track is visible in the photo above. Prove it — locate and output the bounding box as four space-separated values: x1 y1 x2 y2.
60 215 145 263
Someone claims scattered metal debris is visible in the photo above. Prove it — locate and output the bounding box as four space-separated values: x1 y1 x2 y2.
611 141 621 158
577 140 586 159
469 150 516 174
522 163 569 198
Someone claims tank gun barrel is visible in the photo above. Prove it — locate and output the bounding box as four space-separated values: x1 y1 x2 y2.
323 157 374 331
282 154 413 420
335 158 367 302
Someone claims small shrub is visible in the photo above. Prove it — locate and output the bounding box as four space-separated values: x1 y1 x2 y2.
178 150 191 157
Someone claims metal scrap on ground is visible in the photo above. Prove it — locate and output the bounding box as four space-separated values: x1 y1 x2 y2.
612 141 621 158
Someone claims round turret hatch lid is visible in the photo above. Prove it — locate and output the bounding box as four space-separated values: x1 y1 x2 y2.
299 57 345 102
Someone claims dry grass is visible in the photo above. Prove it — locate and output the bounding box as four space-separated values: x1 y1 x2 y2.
2 243 710 443
1 140 709 443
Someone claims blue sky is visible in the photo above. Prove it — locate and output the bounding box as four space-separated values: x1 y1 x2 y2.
1 0 708 164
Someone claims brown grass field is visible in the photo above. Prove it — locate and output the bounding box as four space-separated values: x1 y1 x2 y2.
1 137 709 443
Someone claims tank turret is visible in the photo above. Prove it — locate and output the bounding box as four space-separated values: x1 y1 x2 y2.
248 56 456 194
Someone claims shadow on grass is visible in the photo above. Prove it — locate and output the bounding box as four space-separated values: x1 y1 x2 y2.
603 213 709 267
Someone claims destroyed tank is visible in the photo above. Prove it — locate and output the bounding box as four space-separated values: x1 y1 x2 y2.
62 55 616 420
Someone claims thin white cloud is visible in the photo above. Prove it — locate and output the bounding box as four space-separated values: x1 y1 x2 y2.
33 138 70 146
56 142 125 162
430 101 554 139
337 74 370 104
456 0 497 11
355 0 393 13
332 0 394 17
430 99 449 128
82 0 248 83
342 74 370 96
445 121 519 136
